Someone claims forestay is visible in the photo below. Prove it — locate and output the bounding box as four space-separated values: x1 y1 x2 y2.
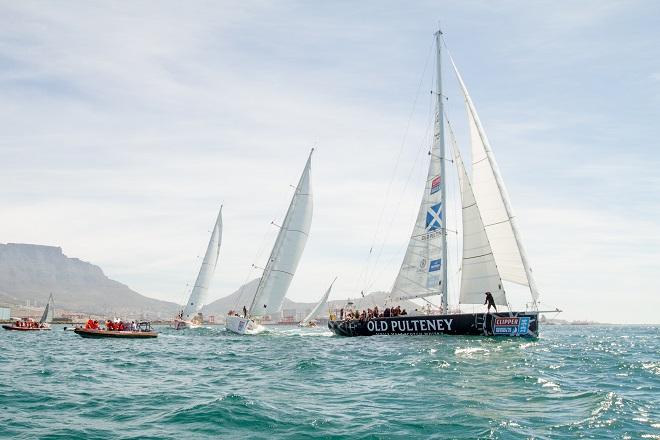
448 125 507 306
449 54 539 304
391 110 445 302
250 150 313 317
182 207 223 321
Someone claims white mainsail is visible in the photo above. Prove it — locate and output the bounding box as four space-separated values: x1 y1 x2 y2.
448 124 507 306
182 206 223 321
390 109 445 304
449 54 539 304
39 293 54 324
300 277 336 325
249 150 313 317
391 32 447 308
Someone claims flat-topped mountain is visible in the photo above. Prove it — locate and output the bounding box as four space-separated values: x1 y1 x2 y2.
0 243 178 318
0 243 422 320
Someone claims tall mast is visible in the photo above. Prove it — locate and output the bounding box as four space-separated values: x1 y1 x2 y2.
435 29 448 311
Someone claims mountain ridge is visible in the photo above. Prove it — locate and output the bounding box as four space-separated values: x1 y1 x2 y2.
0 243 178 318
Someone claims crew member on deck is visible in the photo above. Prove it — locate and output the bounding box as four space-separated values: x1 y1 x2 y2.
484 291 497 313
242 306 247 318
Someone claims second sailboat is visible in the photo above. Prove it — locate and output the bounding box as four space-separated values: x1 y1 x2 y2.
226 150 314 335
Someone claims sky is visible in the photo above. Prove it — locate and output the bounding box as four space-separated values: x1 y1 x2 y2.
1 1 659 324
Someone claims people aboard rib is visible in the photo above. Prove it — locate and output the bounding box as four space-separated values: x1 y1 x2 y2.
80 319 141 332
12 318 48 329
84 319 100 330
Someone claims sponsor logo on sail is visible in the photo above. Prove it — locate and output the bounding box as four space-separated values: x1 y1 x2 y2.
425 202 443 232
429 259 442 272
430 175 441 194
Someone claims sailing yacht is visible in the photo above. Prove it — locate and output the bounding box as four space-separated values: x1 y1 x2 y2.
299 277 336 327
226 150 313 335
2 293 54 331
329 30 554 338
173 206 223 329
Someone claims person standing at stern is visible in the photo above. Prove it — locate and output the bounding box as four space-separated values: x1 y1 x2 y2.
484 292 497 313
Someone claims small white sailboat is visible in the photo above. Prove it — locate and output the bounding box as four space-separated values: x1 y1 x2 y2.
299 277 336 327
226 150 313 335
173 206 223 330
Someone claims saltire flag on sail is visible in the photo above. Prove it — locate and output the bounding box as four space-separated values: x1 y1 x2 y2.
425 202 443 231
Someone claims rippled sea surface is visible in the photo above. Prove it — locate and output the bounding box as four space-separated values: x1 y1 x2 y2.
0 324 658 439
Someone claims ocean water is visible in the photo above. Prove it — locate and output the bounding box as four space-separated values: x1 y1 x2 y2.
0 325 658 439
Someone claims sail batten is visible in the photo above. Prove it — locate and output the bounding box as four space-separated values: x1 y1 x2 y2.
182 207 223 321
249 150 313 317
449 53 539 304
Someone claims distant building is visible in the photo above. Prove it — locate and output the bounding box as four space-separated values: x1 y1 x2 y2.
279 309 297 324
0 307 10 320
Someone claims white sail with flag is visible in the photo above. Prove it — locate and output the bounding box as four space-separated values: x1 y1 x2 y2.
391 32 448 309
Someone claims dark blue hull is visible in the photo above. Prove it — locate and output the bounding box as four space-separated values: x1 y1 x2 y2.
328 312 538 337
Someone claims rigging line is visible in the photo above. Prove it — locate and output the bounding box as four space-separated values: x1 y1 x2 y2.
353 37 435 296
365 44 440 299
363 83 437 295
177 220 216 310
177 283 191 311
445 113 465 307
232 226 273 312
363 111 434 294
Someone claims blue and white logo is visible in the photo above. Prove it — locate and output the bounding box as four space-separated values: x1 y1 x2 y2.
429 259 442 272
518 317 530 334
425 202 443 232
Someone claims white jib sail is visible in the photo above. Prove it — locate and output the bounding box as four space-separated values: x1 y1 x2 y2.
300 277 336 325
449 54 539 304
249 150 313 317
448 126 507 306
182 206 223 321
391 109 445 301
40 293 54 324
